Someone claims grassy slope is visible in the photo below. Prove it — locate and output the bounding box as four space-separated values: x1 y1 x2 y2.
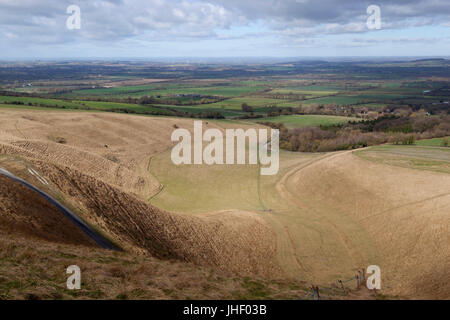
0 96 172 115
150 153 262 213
415 137 449 147
354 144 450 174
149 147 378 284
0 233 311 300
289 148 450 299
249 115 360 129
149 138 450 297
197 97 282 110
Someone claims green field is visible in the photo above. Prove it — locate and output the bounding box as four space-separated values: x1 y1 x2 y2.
0 95 173 115
200 97 282 110
415 137 449 147
66 83 268 99
268 89 338 96
250 115 360 128
300 96 366 105
2 68 448 123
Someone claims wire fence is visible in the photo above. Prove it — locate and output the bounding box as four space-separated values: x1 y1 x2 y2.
300 268 368 300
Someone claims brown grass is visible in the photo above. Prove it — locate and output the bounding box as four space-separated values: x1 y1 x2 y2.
284 150 450 299
0 175 96 247
0 233 311 300
0 110 278 277
0 109 447 299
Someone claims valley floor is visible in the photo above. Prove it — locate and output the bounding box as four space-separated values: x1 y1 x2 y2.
0 109 448 299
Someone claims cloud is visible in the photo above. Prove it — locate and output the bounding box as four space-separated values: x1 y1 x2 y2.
0 0 239 44
0 0 449 56
204 0 450 38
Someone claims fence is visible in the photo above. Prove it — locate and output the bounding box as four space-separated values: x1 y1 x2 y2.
300 268 367 300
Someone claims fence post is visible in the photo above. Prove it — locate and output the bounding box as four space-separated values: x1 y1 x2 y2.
311 285 320 300
338 280 346 294
356 274 360 290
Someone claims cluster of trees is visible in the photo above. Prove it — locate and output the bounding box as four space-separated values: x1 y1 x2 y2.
4 100 26 105
193 111 225 119
262 104 375 118
106 108 173 116
296 103 368 118
3 100 82 110
137 95 223 106
261 114 450 152
168 109 225 119
262 98 450 120
264 93 307 100
2 98 225 120
276 126 388 152
265 106 293 116
241 103 254 113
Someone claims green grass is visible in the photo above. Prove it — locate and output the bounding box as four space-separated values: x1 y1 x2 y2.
278 85 348 92
67 83 267 99
149 149 263 213
0 103 83 112
69 84 161 95
0 96 173 115
268 89 338 96
149 85 266 97
415 137 449 147
300 96 365 105
199 97 283 110
249 115 360 129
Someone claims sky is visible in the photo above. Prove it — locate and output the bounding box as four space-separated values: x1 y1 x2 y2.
0 0 449 59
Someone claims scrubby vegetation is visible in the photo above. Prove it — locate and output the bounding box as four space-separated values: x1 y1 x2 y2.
0 234 310 300
262 114 450 152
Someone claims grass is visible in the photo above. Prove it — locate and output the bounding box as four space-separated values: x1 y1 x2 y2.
147 122 311 215
0 233 310 300
249 115 360 129
0 96 173 115
355 144 450 174
149 145 377 284
149 149 263 213
199 97 283 110
3 79 442 122
0 103 90 112
415 137 449 147
278 85 348 92
67 83 267 99
268 89 338 96
300 96 366 105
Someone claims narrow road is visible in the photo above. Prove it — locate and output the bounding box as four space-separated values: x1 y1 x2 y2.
0 167 120 250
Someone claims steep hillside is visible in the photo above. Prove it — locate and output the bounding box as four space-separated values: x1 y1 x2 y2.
0 110 279 277
285 148 450 299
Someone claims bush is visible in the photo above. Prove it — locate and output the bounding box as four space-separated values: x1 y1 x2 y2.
241 103 253 113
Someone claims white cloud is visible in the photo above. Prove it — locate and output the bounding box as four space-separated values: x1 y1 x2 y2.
0 0 449 56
